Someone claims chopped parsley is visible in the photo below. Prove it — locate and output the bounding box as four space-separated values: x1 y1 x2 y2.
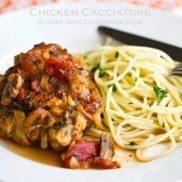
160 55 165 59
153 87 168 102
99 71 107 77
86 62 91 66
162 123 165 128
44 106 51 110
91 63 104 77
133 77 138 85
115 51 120 58
128 141 137 146
108 84 117 92
58 116 67 125
49 50 58 57
149 103 153 107
62 116 67 122
91 63 102 73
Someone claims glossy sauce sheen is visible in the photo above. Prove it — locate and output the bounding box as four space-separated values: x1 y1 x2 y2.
0 138 62 167
0 138 137 168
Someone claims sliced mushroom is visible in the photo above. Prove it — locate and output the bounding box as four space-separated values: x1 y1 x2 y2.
1 74 23 105
100 132 114 160
50 124 74 147
22 108 56 148
40 128 48 149
0 115 14 137
11 124 31 145
29 128 40 142
73 114 87 136
23 108 55 133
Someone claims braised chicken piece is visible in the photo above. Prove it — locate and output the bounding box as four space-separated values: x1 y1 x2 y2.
0 43 119 169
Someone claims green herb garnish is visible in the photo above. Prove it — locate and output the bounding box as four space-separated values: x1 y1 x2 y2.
91 63 104 77
115 51 120 58
153 87 167 102
98 71 105 77
162 123 165 128
62 116 67 123
108 84 117 92
44 106 51 110
91 63 102 73
128 141 137 146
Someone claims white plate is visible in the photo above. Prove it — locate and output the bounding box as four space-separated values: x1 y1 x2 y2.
0 2 182 182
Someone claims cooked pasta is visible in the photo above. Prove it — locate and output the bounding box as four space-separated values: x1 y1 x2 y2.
84 45 182 162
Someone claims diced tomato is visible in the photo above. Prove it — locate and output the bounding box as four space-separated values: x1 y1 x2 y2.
17 87 25 100
44 58 75 81
56 89 63 98
20 59 37 74
31 79 40 92
66 140 99 161
83 96 103 114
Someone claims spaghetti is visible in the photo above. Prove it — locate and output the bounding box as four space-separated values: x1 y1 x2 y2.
84 45 182 162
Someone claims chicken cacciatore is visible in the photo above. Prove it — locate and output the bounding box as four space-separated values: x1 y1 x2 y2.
0 43 120 169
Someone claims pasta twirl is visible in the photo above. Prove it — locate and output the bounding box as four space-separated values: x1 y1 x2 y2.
85 46 182 162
